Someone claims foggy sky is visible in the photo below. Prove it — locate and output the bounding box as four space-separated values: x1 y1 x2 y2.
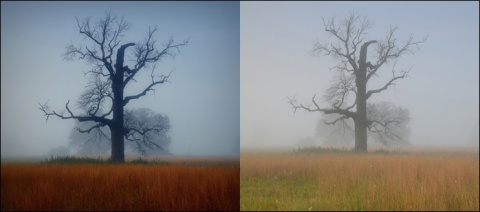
1 2 240 158
1 2 479 159
241 2 479 149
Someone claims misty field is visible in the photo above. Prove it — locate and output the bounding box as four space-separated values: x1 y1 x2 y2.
240 147 479 211
1 157 239 211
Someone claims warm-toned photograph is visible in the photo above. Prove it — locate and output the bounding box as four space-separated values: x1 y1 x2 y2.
1 1 239 211
2 1 479 211
240 1 478 211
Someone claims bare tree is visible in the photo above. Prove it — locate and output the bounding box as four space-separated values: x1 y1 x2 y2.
288 12 425 152
39 11 188 162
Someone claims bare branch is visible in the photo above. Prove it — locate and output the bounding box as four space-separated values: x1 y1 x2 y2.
124 28 189 87
368 25 427 82
65 11 133 80
312 12 373 73
323 115 350 125
287 94 356 119
323 71 356 110
76 122 107 134
77 75 113 116
366 64 411 99
39 100 111 126
123 71 173 106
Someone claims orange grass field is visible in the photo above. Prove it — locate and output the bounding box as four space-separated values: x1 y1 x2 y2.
1 160 239 211
240 148 479 211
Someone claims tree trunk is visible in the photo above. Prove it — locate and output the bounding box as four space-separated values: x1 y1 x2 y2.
353 117 368 152
110 70 125 162
109 43 134 163
354 76 368 152
354 40 376 152
110 79 125 162
355 63 368 152
110 124 124 162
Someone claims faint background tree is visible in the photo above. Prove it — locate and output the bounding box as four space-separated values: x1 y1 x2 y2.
47 145 71 157
69 108 172 156
316 101 411 146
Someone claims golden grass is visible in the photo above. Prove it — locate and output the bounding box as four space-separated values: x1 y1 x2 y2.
240 152 479 211
2 163 239 211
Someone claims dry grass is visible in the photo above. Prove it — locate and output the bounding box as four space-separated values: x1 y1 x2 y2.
240 150 479 211
1 161 239 211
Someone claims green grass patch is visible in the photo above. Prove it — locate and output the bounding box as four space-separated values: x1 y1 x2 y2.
241 175 320 211
241 152 479 211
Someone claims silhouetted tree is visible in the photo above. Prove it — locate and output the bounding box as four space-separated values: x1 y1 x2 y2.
69 108 172 156
288 12 425 152
39 11 188 162
316 102 411 146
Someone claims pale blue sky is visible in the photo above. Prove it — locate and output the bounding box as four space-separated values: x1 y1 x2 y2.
241 1 479 148
1 1 240 158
